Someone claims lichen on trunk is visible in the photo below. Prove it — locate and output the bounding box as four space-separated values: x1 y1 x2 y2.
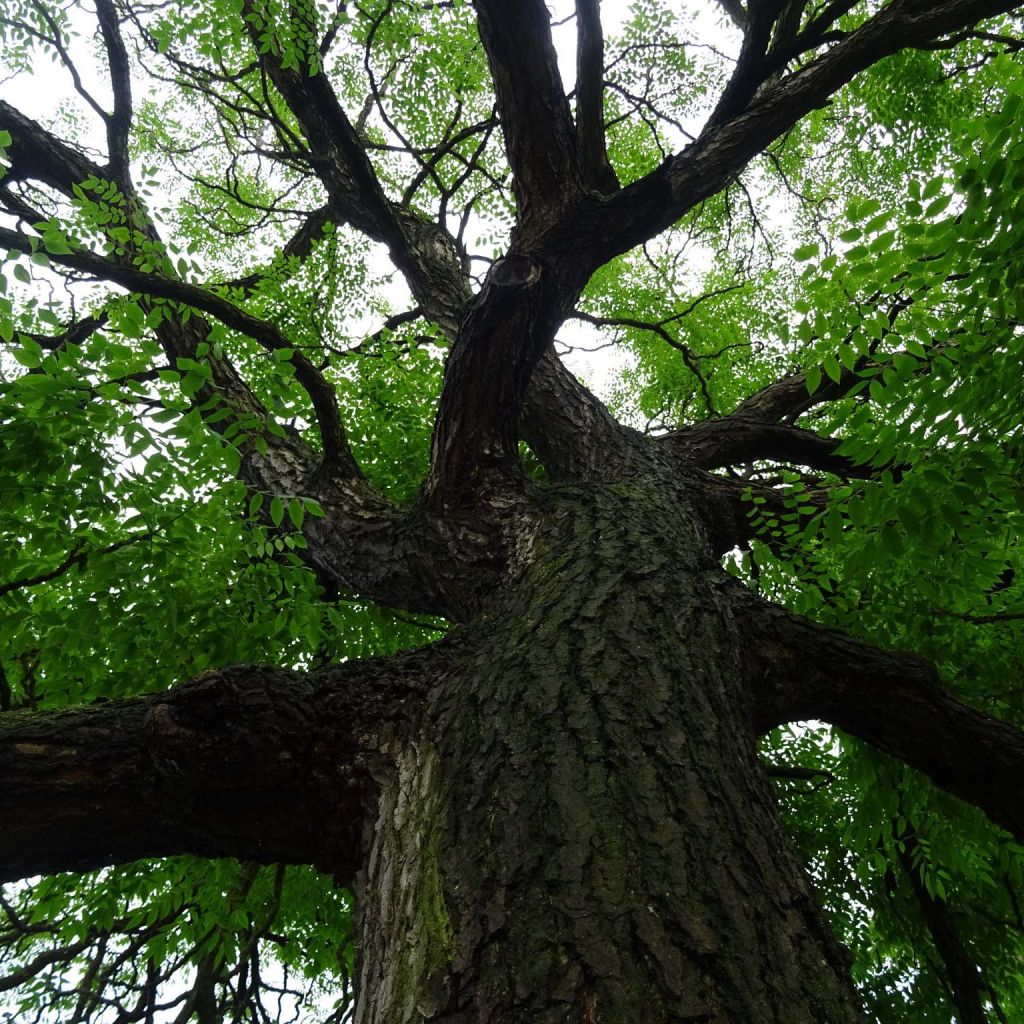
355 478 865 1023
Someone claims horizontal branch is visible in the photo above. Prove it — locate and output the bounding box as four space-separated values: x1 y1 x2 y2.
933 608 1024 624
745 603 1024 844
729 367 857 423
0 531 154 599
0 648 449 884
664 416 873 477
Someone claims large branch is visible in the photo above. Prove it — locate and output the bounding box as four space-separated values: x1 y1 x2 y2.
240 4 471 337
470 0 582 231
664 416 872 477
745 603 1024 844
730 368 854 423
574 0 618 194
0 103 494 618
0 100 99 192
423 253 585 506
588 0 1024 265
521 347 645 482
0 647 450 884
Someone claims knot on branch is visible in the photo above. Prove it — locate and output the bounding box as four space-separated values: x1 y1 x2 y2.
490 254 541 288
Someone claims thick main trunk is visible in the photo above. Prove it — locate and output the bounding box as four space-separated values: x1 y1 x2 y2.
356 480 864 1022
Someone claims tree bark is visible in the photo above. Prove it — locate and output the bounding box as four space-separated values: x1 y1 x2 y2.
354 476 865 1022
6 467 1024 1019
0 652 441 883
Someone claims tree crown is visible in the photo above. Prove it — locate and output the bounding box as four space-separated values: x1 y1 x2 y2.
1 0 1023 1019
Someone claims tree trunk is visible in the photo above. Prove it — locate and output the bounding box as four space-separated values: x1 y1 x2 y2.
355 478 865 1023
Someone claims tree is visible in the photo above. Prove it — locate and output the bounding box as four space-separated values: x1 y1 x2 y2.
1 0 1024 1019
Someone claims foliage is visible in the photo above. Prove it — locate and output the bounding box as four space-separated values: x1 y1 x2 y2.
1 0 1023 1020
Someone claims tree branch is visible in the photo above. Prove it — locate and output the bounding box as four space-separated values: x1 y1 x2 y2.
663 417 872 477
573 309 717 414
240 2 471 337
0 102 499 620
729 367 855 423
423 252 582 507
94 0 133 182
713 0 748 31
0 100 101 193
705 0 780 129
0 647 450 884
574 0 618 194
470 0 582 232
590 0 1024 265
933 608 1024 625
520 347 644 482
896 819 991 1024
0 531 155 599
745 603 1024 845
0 224 357 477
217 205 332 292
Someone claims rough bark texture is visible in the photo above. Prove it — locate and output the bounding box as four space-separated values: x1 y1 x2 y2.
0 652 442 883
355 478 864 1023
4 1 1024 1020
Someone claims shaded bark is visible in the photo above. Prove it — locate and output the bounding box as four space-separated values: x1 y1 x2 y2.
0 652 443 884
355 479 865 1023
745 605 1024 844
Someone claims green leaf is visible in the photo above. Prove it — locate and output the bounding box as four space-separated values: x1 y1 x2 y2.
823 353 842 384
270 495 285 528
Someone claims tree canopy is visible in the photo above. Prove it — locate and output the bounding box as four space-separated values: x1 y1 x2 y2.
1 0 1024 1021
